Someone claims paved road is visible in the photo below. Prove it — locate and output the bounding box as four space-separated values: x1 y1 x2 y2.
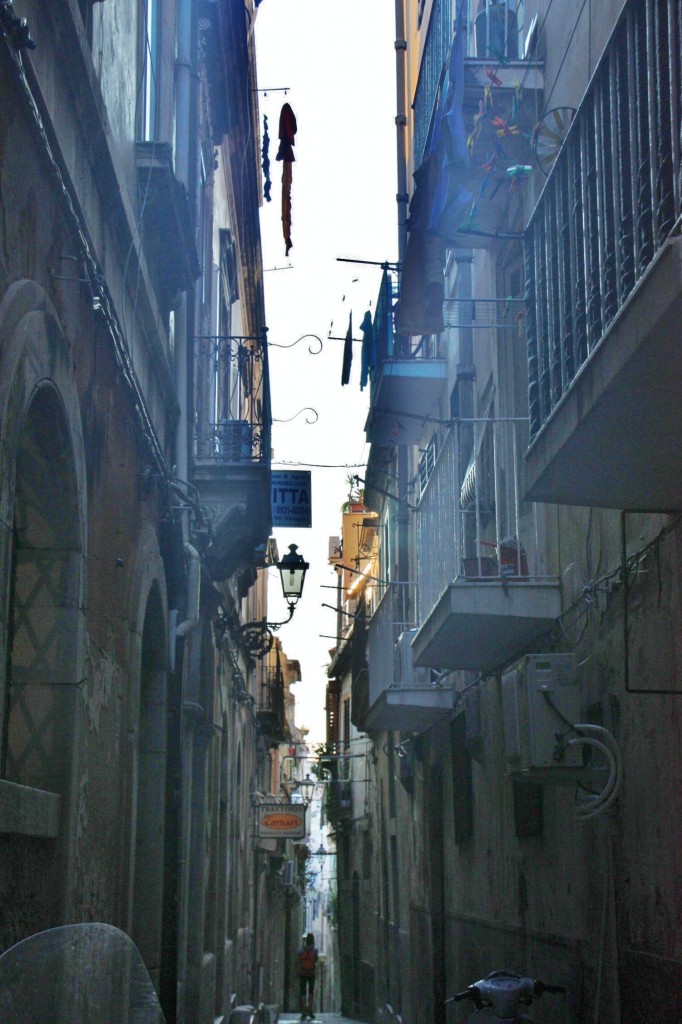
280 1014 363 1024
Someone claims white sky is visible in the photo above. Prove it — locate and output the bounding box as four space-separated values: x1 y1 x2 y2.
255 0 398 741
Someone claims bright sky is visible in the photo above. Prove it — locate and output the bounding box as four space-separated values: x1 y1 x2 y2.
255 0 398 741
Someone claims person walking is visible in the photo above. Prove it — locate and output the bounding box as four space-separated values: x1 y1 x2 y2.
298 932 318 1021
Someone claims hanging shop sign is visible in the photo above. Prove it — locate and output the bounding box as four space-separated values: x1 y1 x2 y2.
271 470 312 528
257 802 306 839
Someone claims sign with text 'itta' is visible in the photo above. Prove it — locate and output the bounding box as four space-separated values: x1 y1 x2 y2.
271 471 312 528
257 802 306 839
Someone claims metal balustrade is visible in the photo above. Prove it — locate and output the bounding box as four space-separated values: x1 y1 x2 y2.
367 581 419 691
371 267 438 368
525 0 682 439
413 0 526 166
417 418 540 618
413 0 453 167
193 334 271 463
256 664 285 725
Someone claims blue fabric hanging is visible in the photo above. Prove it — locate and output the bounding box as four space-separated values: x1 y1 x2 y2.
429 4 473 239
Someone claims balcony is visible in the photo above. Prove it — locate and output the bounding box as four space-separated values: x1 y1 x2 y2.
363 583 453 733
524 0 682 510
325 758 353 822
364 270 447 445
412 420 560 673
192 335 272 580
256 663 286 746
135 142 200 315
412 1 543 246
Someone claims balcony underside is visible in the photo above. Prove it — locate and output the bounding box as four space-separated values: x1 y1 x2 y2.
412 580 561 673
525 238 682 510
192 460 271 580
365 359 447 445
363 685 453 733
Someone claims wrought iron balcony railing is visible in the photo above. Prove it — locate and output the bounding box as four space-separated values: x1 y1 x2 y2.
525 0 682 440
413 0 527 165
256 664 285 725
371 267 441 364
367 581 419 687
366 268 445 445
417 418 545 617
193 334 271 464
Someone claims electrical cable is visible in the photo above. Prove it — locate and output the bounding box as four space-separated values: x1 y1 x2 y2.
552 723 623 820
569 735 621 820
1 28 168 479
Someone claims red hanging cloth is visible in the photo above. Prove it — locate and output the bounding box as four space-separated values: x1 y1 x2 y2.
276 103 297 255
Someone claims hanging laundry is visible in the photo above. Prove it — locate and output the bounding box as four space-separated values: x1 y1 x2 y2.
428 6 473 240
396 155 446 337
341 311 353 386
262 114 272 202
276 102 297 255
359 311 376 391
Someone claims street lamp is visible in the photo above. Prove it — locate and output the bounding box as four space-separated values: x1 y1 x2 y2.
277 544 309 607
238 544 309 657
298 774 316 805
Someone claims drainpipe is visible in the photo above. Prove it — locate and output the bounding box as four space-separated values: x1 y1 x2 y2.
454 250 475 422
175 543 201 639
174 0 193 489
171 536 200 1024
394 0 409 260
393 2 410 606
454 251 475 567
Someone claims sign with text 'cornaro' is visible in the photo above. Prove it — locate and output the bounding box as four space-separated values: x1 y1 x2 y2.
257 803 306 838
271 470 312 528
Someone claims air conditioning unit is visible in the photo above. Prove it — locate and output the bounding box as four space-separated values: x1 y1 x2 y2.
394 630 430 689
501 654 582 774
217 419 252 462
328 536 342 563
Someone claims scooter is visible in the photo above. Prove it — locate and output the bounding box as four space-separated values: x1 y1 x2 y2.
0 922 165 1023
449 971 565 1023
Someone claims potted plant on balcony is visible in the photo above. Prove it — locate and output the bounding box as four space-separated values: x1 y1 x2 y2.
341 474 366 513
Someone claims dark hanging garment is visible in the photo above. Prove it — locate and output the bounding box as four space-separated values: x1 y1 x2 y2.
276 103 297 255
262 114 272 202
396 156 446 337
341 312 353 386
360 311 376 391
276 102 297 162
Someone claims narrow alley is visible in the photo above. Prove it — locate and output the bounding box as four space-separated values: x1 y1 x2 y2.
1 1 681 1024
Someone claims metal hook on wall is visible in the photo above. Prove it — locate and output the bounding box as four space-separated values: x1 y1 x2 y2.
273 407 319 425
267 333 323 354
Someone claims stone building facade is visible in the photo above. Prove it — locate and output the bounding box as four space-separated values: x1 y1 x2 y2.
0 2 300 1022
326 3 682 1024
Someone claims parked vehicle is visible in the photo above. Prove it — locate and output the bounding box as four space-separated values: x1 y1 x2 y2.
449 971 565 1023
0 923 165 1023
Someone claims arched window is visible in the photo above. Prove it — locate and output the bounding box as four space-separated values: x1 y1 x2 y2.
3 386 82 797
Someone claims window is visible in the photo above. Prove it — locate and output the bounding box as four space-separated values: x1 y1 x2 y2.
342 696 351 752
3 388 81 797
418 432 438 496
